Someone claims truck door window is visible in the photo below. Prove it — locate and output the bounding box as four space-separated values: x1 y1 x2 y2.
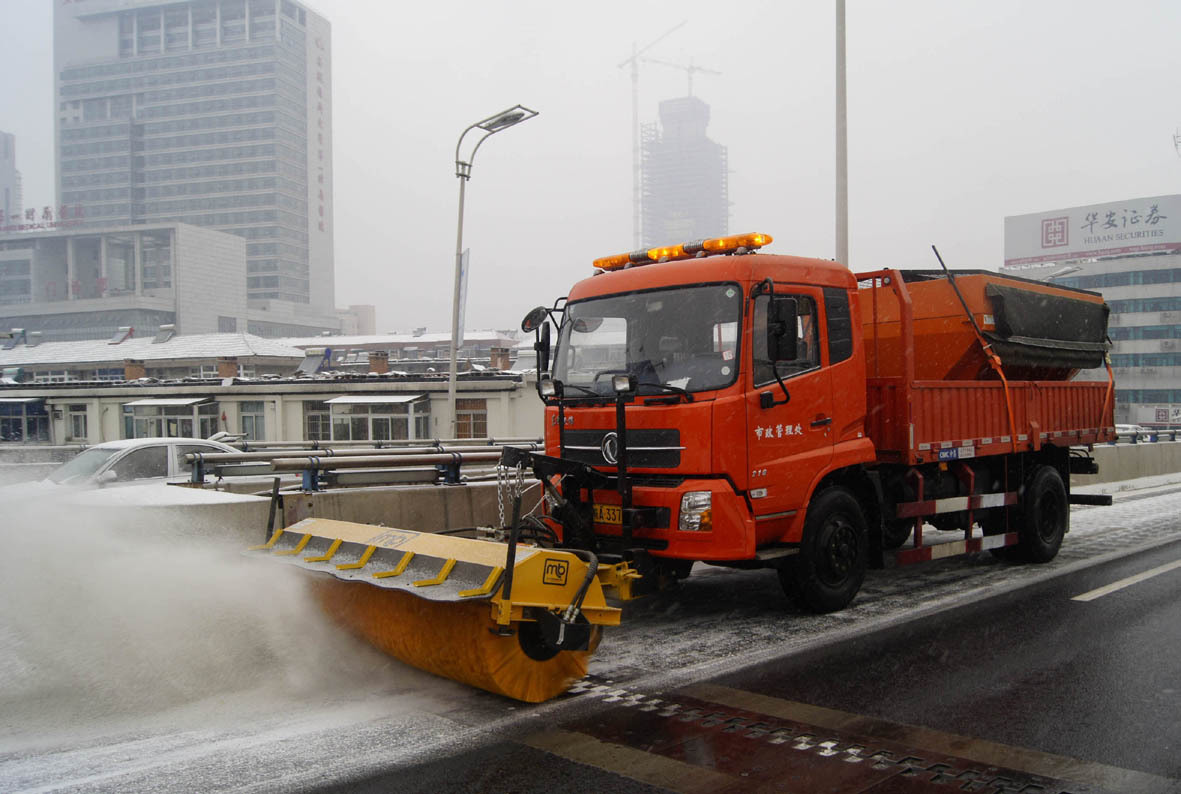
753 294 820 386
824 287 853 364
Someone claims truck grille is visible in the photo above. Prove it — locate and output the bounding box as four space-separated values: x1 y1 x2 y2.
562 428 682 468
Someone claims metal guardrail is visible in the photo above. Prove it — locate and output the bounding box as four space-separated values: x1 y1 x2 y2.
228 436 540 452
186 440 543 491
1114 429 1179 444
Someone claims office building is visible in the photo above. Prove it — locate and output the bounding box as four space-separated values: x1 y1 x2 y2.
336 303 376 336
53 0 336 332
1 222 248 342
1002 194 1181 426
640 96 728 248
1 132 21 230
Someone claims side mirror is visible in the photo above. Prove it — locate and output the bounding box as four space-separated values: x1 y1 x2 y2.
96 469 118 486
536 323 551 373
767 297 798 362
521 306 549 334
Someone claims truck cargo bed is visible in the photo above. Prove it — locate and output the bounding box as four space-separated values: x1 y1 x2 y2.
867 377 1114 465
857 268 1115 464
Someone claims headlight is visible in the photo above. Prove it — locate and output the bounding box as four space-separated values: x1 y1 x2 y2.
679 491 712 532
539 378 557 397
612 374 636 394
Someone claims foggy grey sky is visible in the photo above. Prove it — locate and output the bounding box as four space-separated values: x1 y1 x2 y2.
3 0 1180 334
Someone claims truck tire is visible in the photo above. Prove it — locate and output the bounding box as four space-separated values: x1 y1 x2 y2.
780 487 868 613
1018 465 1067 563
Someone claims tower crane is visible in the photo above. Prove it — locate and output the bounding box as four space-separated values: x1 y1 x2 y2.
619 22 687 249
639 56 722 97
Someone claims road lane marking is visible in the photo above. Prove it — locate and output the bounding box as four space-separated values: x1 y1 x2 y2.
1071 558 1181 602
682 683 1178 794
521 728 741 794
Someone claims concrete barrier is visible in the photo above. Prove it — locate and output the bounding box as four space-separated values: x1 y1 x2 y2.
279 480 506 533
1073 441 1181 487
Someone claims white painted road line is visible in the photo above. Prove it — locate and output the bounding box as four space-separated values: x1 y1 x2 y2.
1071 558 1181 602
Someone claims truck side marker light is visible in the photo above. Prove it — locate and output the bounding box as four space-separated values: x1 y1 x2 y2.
273 533 312 556
337 545 377 570
413 558 457 587
248 529 284 551
373 551 415 579
304 537 343 563
458 566 504 598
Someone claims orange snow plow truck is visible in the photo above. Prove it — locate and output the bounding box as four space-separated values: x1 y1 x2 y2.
252 233 1114 702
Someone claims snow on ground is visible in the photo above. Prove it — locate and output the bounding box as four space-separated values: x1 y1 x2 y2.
0 475 1177 792
0 496 454 756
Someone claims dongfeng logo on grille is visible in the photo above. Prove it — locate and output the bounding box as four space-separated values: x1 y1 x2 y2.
600 432 619 465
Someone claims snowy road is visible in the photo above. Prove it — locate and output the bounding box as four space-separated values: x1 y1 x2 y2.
1 480 1179 793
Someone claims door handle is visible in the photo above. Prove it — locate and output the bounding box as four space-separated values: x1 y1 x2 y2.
811 416 832 428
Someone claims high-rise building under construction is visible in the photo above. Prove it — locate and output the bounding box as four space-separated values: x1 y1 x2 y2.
640 96 728 248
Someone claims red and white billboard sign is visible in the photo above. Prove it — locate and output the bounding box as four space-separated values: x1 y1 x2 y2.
1004 194 1179 268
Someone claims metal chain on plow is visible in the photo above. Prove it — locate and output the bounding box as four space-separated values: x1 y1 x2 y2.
496 461 528 529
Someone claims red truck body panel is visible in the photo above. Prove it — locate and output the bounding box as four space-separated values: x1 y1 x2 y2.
546 255 1114 562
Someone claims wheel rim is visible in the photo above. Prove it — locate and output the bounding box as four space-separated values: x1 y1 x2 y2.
818 515 859 586
1036 488 1064 543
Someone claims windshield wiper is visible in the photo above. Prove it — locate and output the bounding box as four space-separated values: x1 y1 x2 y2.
636 382 694 402
558 382 613 399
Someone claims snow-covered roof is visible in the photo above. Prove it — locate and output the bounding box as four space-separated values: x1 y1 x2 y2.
278 330 517 348
0 333 304 367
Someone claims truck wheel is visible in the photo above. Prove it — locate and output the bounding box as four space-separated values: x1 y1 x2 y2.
1018 466 1068 563
780 488 868 613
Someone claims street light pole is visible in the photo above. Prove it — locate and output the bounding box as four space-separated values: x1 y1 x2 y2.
447 105 538 438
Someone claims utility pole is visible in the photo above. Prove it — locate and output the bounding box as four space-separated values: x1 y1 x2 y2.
835 0 849 266
618 21 687 249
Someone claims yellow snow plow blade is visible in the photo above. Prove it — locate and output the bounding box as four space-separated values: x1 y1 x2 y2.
249 518 622 703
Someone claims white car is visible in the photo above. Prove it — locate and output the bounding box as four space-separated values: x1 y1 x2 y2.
42 437 236 488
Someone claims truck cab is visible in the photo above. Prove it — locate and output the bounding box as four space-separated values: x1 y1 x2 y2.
530 236 875 569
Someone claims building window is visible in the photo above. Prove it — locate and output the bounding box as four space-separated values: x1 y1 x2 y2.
304 400 330 441
218 315 238 333
67 404 88 441
125 402 219 439
0 401 49 443
240 400 265 441
330 403 409 442
455 398 487 439
322 400 431 442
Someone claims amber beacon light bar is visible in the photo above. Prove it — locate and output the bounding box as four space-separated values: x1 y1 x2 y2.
592 232 773 271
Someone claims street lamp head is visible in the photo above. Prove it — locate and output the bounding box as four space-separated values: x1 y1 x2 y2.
475 104 538 133
481 111 525 131
1046 265 1083 281
455 104 539 178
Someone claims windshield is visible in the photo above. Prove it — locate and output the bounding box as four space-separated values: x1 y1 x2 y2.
552 283 742 396
47 446 121 484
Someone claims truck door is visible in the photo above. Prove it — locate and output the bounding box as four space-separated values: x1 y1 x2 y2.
747 289 834 533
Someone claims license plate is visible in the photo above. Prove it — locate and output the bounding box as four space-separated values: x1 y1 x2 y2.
593 504 622 525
